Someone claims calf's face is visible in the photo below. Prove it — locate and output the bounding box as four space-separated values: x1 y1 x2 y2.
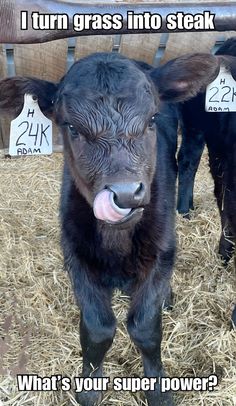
0 52 221 226
54 55 158 225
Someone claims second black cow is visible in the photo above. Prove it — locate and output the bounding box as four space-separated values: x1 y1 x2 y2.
177 38 236 325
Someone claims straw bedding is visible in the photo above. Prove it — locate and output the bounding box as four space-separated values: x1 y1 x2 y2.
0 150 235 406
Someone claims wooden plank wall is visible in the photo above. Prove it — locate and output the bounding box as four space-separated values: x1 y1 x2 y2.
119 34 161 64
0 30 233 152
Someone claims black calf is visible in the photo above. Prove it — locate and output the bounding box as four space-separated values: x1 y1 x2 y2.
0 51 221 404
178 38 236 325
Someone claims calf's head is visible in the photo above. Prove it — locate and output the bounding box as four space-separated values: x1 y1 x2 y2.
0 52 221 226
55 54 159 226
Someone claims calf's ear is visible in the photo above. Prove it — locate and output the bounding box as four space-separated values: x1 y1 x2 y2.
0 76 58 117
150 53 220 102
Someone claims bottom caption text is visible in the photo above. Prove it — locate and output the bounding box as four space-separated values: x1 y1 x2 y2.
17 374 218 393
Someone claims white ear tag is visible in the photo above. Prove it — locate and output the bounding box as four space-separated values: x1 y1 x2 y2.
205 65 236 112
9 94 53 156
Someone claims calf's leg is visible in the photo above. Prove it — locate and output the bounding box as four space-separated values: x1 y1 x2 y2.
177 128 205 217
208 152 235 263
68 260 116 405
78 306 115 405
127 249 175 406
218 211 235 264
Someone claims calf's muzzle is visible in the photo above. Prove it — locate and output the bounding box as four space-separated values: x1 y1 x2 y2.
93 182 146 226
107 182 146 209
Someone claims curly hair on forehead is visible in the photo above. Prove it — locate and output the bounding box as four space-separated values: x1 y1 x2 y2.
56 90 156 140
60 52 151 96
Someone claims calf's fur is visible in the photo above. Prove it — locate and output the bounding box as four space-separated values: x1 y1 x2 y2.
0 52 222 405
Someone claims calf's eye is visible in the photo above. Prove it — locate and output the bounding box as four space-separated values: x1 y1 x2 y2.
148 115 157 130
68 124 78 139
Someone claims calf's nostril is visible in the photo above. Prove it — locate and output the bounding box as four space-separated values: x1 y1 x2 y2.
134 182 145 201
113 192 118 205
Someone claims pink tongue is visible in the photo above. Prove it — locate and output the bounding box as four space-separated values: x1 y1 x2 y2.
93 189 131 223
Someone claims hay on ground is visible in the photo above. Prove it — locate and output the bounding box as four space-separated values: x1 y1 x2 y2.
0 150 235 406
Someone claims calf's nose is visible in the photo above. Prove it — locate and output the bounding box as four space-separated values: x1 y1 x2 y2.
107 182 145 208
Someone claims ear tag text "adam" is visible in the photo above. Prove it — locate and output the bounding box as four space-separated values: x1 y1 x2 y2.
205 65 236 112
9 94 52 156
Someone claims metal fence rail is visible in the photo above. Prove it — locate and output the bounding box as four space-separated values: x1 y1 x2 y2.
0 1 236 44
